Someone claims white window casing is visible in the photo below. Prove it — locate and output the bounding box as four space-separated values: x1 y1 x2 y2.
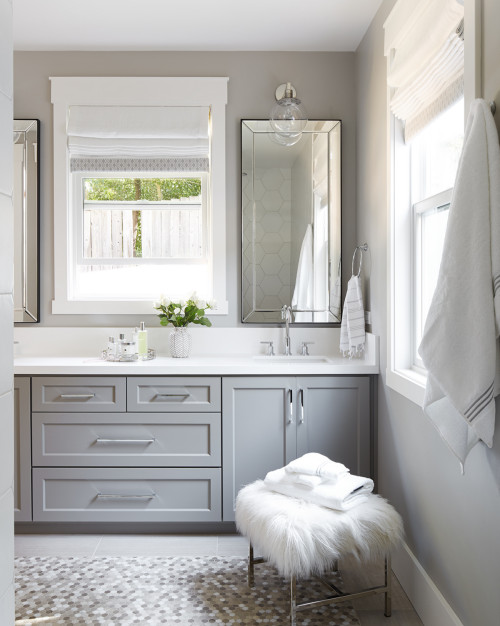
51 76 229 315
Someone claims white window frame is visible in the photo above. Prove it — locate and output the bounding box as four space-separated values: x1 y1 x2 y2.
386 0 480 405
50 76 228 315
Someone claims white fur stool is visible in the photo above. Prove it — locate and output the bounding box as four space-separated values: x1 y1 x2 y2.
235 480 404 625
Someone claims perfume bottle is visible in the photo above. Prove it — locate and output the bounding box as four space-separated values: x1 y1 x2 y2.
138 321 148 359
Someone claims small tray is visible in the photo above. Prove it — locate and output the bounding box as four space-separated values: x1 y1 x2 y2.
101 348 156 362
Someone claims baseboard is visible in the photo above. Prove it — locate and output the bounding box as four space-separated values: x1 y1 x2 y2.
392 541 463 626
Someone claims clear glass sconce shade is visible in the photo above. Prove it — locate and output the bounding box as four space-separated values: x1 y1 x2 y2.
270 83 308 146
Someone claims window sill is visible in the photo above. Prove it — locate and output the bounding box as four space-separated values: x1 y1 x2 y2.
52 299 229 316
386 366 426 406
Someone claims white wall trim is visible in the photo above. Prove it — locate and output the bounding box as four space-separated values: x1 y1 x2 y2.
392 541 464 626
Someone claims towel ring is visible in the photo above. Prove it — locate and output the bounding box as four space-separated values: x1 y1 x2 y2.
352 243 368 277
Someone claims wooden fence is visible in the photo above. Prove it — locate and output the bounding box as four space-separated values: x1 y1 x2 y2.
83 207 202 263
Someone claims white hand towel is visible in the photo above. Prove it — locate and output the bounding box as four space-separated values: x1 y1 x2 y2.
285 453 349 484
419 99 500 468
264 467 374 511
340 275 365 357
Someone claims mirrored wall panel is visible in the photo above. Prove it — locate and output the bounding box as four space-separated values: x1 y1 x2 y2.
14 119 40 322
241 120 341 323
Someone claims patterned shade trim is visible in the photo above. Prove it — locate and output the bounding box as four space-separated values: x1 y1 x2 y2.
70 156 210 173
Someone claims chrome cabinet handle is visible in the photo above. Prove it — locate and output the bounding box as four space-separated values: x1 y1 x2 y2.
60 393 95 399
288 388 293 424
95 438 156 444
154 393 190 399
299 388 305 424
96 493 156 500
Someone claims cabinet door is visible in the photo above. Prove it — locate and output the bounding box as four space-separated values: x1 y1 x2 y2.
296 376 372 478
14 377 32 522
222 377 296 521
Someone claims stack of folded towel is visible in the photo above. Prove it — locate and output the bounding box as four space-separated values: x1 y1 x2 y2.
264 452 374 511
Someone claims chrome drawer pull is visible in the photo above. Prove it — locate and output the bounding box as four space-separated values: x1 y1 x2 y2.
288 389 293 424
59 393 95 399
95 438 156 444
299 388 305 424
96 493 156 500
154 393 190 399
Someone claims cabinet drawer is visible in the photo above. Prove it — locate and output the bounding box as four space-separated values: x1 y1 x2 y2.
127 377 221 412
32 377 126 412
32 467 221 522
32 412 221 467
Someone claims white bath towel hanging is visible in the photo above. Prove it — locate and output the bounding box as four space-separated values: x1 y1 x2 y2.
340 275 365 357
419 99 500 468
291 224 314 311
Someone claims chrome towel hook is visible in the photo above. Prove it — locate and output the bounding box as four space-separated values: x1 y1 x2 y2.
352 243 368 277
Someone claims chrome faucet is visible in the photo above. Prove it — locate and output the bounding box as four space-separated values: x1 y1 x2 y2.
281 305 293 355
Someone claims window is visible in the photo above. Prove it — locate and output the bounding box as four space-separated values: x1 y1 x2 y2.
412 97 464 367
385 0 467 404
50 77 228 315
73 173 208 301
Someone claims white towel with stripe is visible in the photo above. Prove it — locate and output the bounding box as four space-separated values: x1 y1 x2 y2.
264 467 373 511
284 453 349 487
418 99 500 468
340 275 365 357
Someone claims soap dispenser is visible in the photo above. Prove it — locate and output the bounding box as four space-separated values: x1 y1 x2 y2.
137 321 148 359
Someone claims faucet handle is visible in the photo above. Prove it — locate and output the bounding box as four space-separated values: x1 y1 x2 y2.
299 341 314 356
260 341 275 356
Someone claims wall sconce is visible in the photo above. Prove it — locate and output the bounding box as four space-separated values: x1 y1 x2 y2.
270 82 308 146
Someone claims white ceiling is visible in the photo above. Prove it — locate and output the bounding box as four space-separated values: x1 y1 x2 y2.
13 0 382 52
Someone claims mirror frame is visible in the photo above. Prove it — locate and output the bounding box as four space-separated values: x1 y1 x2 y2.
13 119 40 323
241 119 342 324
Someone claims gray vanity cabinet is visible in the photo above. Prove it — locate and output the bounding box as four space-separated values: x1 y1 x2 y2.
222 376 372 521
30 375 222 523
14 377 32 522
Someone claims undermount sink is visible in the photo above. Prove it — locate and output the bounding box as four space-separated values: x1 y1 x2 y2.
253 356 330 363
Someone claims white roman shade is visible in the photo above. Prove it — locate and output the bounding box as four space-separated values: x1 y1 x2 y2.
68 105 210 172
384 0 464 142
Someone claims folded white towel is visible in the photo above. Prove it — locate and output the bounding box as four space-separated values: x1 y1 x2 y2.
340 275 365 357
285 453 349 488
264 467 374 511
419 99 500 468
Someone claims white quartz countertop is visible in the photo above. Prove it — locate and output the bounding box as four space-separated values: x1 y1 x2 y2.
14 354 378 376
13 327 379 375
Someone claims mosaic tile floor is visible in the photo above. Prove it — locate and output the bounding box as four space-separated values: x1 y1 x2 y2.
15 555 361 625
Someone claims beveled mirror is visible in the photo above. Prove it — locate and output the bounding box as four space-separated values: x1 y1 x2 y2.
241 120 341 323
13 119 40 322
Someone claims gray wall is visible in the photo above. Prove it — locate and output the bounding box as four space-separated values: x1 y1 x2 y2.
13 51 356 327
355 2 500 625
0 0 14 621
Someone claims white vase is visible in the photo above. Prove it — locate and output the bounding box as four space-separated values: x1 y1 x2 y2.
169 327 192 358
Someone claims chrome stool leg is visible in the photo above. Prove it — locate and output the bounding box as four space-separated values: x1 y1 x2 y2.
290 575 297 626
248 543 255 587
384 554 392 617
